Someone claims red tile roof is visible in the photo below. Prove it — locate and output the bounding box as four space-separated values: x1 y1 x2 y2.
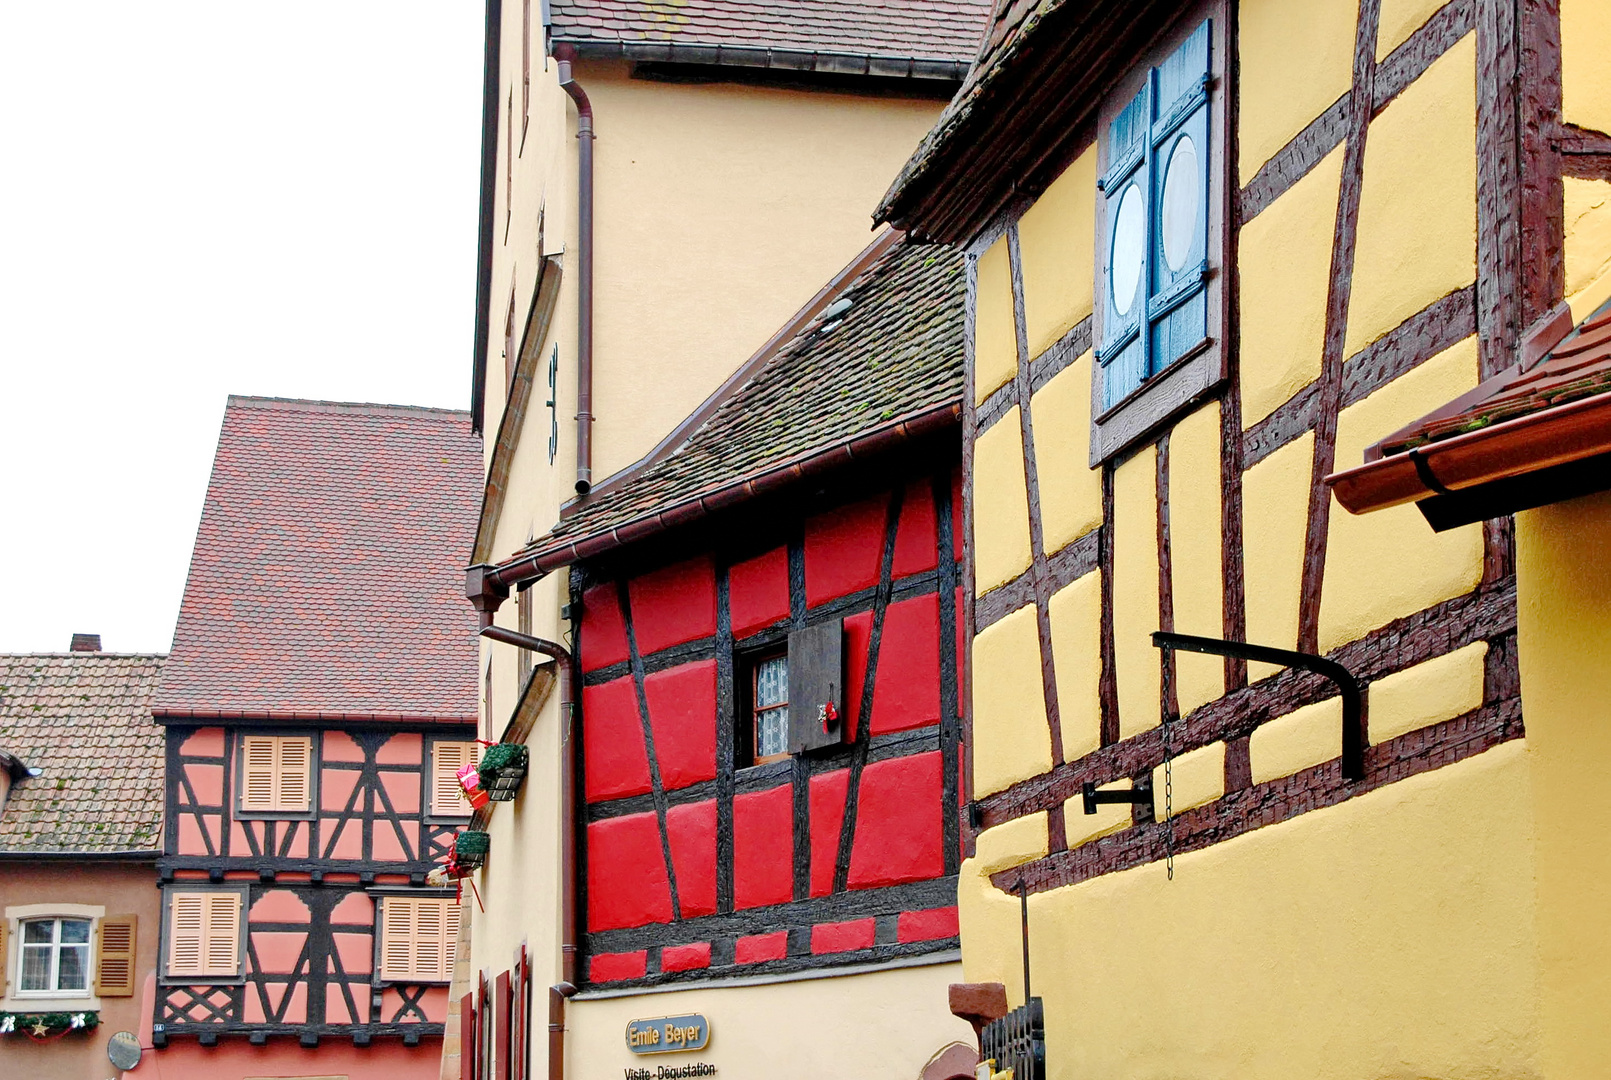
0 653 166 853
154 397 483 722
550 0 994 72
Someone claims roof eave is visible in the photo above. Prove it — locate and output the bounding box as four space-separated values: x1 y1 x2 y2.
554 37 969 81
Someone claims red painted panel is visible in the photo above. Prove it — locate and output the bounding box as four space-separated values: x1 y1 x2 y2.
735 931 788 964
334 931 373 976
645 660 717 790
372 818 409 862
733 785 793 910
843 610 873 733
804 494 887 606
586 812 672 930
630 557 717 655
956 586 966 702
582 677 652 801
375 732 422 766
380 769 421 814
808 770 849 897
872 593 943 735
185 763 224 806
321 766 361 812
180 727 223 757
666 800 717 918
581 583 630 672
847 751 943 890
589 951 648 982
728 546 789 637
892 479 939 577
660 942 712 973
897 906 960 943
330 892 374 924
250 889 311 923
248 931 308 975
811 918 875 954
952 467 964 560
322 730 366 762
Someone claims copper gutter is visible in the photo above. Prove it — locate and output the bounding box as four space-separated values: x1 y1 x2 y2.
556 44 595 494
469 0 505 435
151 708 476 724
477 399 962 591
1326 389 1611 514
475 622 578 1080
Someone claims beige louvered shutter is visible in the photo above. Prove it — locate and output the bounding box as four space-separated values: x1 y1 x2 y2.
432 742 473 817
94 914 138 996
240 736 277 812
167 893 205 977
414 899 444 982
202 893 240 977
381 898 415 982
276 737 312 812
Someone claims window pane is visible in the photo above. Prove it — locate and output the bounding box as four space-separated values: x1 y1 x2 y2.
1160 134 1199 272
755 656 788 708
59 919 91 944
1111 183 1145 316
756 706 788 759
20 945 51 989
23 920 54 944
58 945 89 990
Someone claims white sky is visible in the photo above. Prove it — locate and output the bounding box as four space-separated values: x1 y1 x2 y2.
0 3 485 654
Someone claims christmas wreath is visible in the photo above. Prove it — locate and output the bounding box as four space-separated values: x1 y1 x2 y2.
0 1010 99 1040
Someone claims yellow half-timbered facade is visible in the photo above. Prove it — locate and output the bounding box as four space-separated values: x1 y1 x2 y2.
880 0 1611 1075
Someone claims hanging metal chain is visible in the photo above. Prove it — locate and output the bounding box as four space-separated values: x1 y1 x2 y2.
1161 714 1175 880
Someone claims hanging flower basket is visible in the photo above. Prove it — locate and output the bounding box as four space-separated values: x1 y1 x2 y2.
478 743 529 801
0 1010 99 1040
454 830 491 869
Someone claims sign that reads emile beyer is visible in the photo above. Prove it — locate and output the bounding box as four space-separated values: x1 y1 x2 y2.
626 1014 710 1055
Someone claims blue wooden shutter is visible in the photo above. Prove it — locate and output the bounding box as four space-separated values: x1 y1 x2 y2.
1148 20 1212 371
1098 85 1151 410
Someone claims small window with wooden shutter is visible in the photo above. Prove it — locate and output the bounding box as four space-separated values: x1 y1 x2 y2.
94 914 137 996
430 740 478 818
238 734 314 815
163 889 244 982
378 896 460 983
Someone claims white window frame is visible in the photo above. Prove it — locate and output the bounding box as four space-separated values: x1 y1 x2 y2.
2 903 103 1009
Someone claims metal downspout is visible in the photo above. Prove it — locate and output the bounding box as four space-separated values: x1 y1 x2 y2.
555 44 595 494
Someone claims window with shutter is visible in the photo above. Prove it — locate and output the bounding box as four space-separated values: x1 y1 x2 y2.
164 889 244 981
238 734 313 815
94 914 137 997
378 896 459 983
431 741 478 818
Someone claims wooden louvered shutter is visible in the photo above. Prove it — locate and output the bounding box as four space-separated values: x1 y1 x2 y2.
460 991 478 1080
494 970 512 1080
240 736 277 812
202 893 240 977
94 915 137 996
167 893 205 977
415 900 444 982
276 736 312 812
381 897 413 982
433 742 474 817
0 919 8 995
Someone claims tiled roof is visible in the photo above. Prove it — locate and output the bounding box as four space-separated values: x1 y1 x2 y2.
521 236 964 563
1379 300 1611 455
154 398 483 721
550 0 994 69
0 653 166 854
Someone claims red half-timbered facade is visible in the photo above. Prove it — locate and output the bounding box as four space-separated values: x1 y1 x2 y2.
151 397 481 1078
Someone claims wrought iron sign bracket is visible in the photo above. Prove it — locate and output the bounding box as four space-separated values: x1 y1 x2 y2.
1080 781 1152 815
1151 631 1365 781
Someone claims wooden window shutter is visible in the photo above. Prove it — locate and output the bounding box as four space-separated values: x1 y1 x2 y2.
460 991 478 1080
94 915 138 996
240 736 277 812
433 741 475 817
167 892 206 977
380 897 414 982
788 619 844 753
0 919 7 996
382 897 457 982
202 892 241 976
494 970 512 1080
276 736 312 812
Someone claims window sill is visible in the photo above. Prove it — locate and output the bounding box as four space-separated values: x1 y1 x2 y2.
1090 336 1223 465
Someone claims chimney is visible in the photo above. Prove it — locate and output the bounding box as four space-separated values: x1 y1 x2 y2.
69 633 101 653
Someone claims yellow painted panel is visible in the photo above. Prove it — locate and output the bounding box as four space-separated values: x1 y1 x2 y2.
1168 404 1225 714
1562 0 1611 136
1032 353 1103 555
1319 337 1482 652
1153 740 1226 814
975 237 1019 404
1377 0 1446 59
1345 32 1477 359
1010 744 1538 1078
1114 446 1160 739
1239 145 1345 426
1518 491 1611 1078
1250 697 1343 783
974 812 1050 875
1368 641 1487 744
1238 0 1359 185
1049 571 1103 761
1563 177 1611 298
1066 785 1136 848
1019 147 1097 360
972 605 1053 796
1242 432 1314 679
973 408 1034 594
